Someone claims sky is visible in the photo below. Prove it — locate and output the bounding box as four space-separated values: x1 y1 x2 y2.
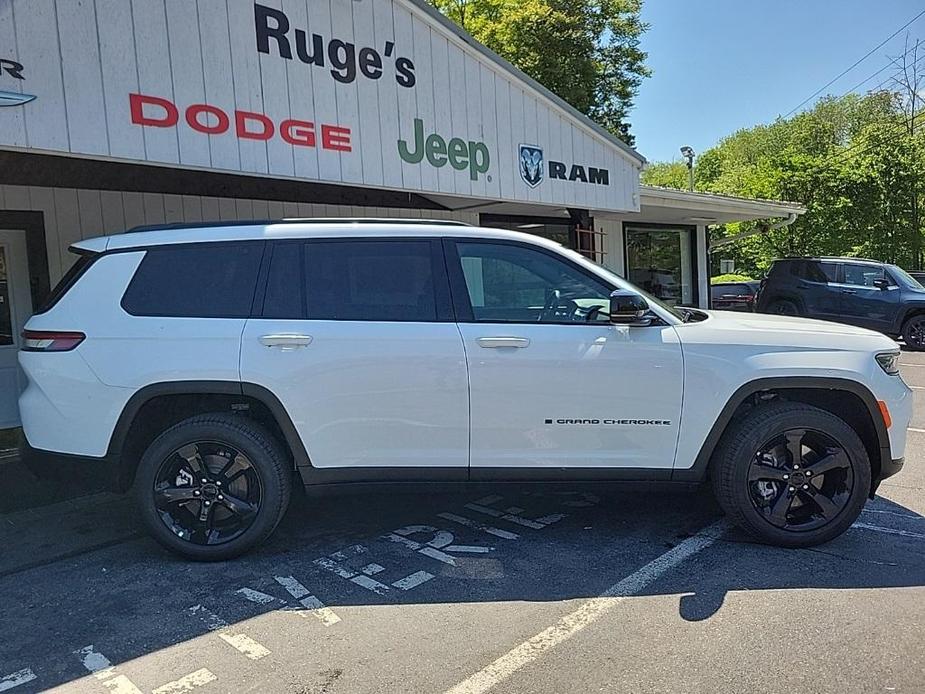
631 0 925 163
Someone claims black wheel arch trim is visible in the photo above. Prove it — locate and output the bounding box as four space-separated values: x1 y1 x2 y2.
107 380 311 468
673 377 891 488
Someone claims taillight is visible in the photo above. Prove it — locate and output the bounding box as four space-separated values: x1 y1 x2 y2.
21 330 86 352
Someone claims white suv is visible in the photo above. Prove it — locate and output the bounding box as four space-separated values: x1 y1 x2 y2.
18 220 912 560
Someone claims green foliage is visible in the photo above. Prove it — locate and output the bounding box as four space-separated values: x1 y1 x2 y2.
643 91 925 275
428 0 650 144
710 273 754 284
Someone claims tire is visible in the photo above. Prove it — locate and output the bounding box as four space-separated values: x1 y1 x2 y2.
711 401 870 548
766 299 800 316
134 413 292 561
902 314 925 351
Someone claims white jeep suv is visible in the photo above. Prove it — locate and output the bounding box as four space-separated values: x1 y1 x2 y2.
18 220 912 560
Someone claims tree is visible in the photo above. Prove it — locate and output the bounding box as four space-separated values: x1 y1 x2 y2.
643 90 925 276
428 0 650 144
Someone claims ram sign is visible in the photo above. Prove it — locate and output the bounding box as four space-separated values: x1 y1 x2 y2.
0 0 641 213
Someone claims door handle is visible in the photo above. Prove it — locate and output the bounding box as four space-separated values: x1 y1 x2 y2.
841 289 857 294
259 333 313 349
477 337 530 348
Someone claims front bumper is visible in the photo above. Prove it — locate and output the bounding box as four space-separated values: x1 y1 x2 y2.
871 455 904 497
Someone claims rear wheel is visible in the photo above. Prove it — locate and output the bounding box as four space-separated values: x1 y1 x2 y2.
711 402 870 547
135 414 291 561
902 314 925 351
766 299 800 316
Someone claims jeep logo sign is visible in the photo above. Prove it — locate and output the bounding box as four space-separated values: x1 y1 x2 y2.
398 118 491 181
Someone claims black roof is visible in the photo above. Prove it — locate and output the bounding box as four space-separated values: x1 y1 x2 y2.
774 256 885 265
125 218 473 233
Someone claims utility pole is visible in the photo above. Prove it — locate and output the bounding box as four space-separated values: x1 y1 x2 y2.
680 146 695 192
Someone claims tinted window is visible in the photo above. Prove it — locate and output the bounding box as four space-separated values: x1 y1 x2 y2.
34 252 96 315
122 243 263 318
843 263 886 287
790 260 836 283
456 242 611 323
304 240 437 321
263 243 303 319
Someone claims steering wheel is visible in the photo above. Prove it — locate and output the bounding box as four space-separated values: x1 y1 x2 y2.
539 290 579 322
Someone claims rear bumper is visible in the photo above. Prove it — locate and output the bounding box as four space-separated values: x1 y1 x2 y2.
19 440 120 491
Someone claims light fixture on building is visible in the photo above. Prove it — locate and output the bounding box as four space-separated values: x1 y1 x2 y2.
680 146 695 192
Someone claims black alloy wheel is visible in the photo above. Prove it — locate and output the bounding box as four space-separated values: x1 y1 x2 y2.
711 401 870 547
747 428 853 532
903 315 925 351
768 299 799 316
136 414 291 561
153 440 262 546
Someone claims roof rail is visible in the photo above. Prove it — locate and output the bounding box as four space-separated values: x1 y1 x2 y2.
125 217 473 233
778 255 883 264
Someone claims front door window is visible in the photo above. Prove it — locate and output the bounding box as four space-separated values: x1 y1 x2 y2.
455 241 612 324
625 227 695 307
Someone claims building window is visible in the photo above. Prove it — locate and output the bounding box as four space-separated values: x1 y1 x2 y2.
479 214 605 264
624 225 698 307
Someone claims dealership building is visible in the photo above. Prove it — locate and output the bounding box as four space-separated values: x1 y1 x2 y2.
0 0 804 428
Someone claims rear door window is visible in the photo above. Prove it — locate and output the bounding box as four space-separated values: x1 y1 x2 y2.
791 260 836 283
303 240 445 322
121 242 264 317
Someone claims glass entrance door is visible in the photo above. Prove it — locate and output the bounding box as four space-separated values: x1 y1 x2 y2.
624 226 697 307
0 231 33 428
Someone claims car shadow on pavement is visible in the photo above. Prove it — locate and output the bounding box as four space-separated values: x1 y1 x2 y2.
1 483 924 692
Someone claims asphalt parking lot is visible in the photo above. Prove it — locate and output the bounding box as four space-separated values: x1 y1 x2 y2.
1 358 924 694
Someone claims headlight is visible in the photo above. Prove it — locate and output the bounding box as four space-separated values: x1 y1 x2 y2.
876 352 901 375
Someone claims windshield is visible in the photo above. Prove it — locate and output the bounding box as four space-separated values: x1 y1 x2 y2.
889 265 924 289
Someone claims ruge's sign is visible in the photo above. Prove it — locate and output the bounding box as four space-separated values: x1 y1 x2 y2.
0 0 639 213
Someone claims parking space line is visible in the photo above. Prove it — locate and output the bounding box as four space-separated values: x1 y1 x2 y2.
217 633 271 661
74 646 114 680
852 521 925 540
908 427 925 434
442 520 729 694
438 512 519 540
392 570 435 590
0 669 37 692
151 668 216 694
235 588 279 605
101 675 143 694
188 605 271 661
862 508 923 520
74 645 143 693
274 575 341 626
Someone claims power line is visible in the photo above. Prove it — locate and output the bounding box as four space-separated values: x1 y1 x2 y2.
782 7 925 118
836 42 925 101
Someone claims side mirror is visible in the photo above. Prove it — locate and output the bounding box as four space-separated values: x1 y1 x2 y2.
873 278 891 290
609 290 652 326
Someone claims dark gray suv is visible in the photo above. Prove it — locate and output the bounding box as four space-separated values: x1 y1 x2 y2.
756 257 925 350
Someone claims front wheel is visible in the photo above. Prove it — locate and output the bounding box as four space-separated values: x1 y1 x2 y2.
711 402 870 548
902 314 925 351
135 414 292 561
766 299 800 316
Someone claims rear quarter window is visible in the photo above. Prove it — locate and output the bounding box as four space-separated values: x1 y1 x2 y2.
121 242 264 318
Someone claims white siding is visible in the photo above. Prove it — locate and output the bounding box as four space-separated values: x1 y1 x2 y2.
0 184 479 282
0 0 641 214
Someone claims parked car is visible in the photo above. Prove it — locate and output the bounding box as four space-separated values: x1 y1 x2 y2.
19 221 911 560
906 270 925 286
756 256 925 350
710 280 760 312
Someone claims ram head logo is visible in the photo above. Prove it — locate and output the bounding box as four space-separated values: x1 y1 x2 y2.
519 144 544 188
